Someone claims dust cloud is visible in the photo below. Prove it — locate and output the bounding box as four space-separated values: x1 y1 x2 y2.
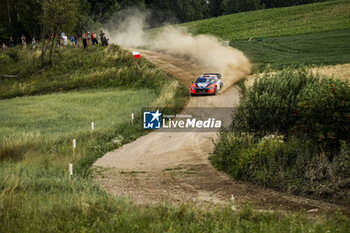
106 12 251 90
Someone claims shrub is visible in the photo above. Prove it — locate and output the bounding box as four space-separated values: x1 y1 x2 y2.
7 49 19 62
212 68 350 203
233 68 317 136
233 68 350 148
294 78 350 150
211 132 350 202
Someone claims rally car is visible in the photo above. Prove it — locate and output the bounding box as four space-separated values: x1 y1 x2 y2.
190 73 223 96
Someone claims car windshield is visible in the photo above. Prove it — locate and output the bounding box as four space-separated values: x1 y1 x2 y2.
196 77 214 84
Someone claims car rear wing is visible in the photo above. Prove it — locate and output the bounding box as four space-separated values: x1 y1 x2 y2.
203 73 221 79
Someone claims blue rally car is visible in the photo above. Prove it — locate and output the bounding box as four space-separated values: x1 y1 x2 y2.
190 73 223 96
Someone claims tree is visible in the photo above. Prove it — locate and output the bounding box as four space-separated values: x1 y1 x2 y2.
209 0 224 17
40 0 80 64
120 0 145 9
87 0 120 23
6 0 11 24
221 0 262 14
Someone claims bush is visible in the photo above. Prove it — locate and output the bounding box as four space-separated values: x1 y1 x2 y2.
233 68 350 149
294 78 350 150
212 68 350 203
233 68 317 136
7 49 19 62
211 132 350 202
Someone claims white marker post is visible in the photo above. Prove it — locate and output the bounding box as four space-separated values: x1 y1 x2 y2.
68 163 73 180
91 122 95 139
73 139 76 158
131 113 134 125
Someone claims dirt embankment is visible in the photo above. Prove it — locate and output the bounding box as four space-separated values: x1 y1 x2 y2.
93 49 349 215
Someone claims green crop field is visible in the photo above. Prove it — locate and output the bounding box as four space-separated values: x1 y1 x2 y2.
184 0 350 41
231 30 350 70
179 0 350 71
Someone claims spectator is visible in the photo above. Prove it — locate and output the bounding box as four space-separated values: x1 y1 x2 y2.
60 32 67 48
87 32 91 45
32 37 36 49
74 34 78 47
102 35 109 46
82 33 87 49
100 30 105 44
2 43 7 50
21 34 26 48
70 35 75 46
57 37 61 47
93 32 98 45
56 32 61 47
63 35 68 48
9 37 14 48
90 32 94 45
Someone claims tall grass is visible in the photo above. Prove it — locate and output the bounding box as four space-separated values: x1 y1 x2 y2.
1 38 349 231
1 160 350 232
0 45 176 99
0 88 156 161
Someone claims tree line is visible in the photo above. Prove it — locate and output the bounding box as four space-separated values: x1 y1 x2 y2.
0 0 328 43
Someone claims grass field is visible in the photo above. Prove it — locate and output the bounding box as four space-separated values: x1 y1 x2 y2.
3 48 348 232
184 0 350 41
0 45 173 99
178 0 350 71
1 1 350 231
0 88 157 164
231 30 350 71
0 88 155 140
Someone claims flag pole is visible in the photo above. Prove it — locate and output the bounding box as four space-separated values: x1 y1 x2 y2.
134 59 140 70
132 51 141 70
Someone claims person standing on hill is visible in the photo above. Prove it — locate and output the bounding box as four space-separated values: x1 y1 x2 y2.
100 30 105 45
102 34 109 46
70 35 75 46
9 37 14 47
32 37 36 49
90 32 94 45
82 33 87 48
21 34 26 48
87 32 91 45
74 34 78 47
93 32 98 45
63 35 68 48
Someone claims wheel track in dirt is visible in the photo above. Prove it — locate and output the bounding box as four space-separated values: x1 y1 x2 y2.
93 49 349 215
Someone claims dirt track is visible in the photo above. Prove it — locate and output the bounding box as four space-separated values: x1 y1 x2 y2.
93 49 348 214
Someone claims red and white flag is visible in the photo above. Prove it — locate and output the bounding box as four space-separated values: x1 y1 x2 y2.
132 51 141 59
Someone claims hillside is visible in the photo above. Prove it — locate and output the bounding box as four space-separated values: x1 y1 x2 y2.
231 30 350 70
178 0 350 70
184 0 350 41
